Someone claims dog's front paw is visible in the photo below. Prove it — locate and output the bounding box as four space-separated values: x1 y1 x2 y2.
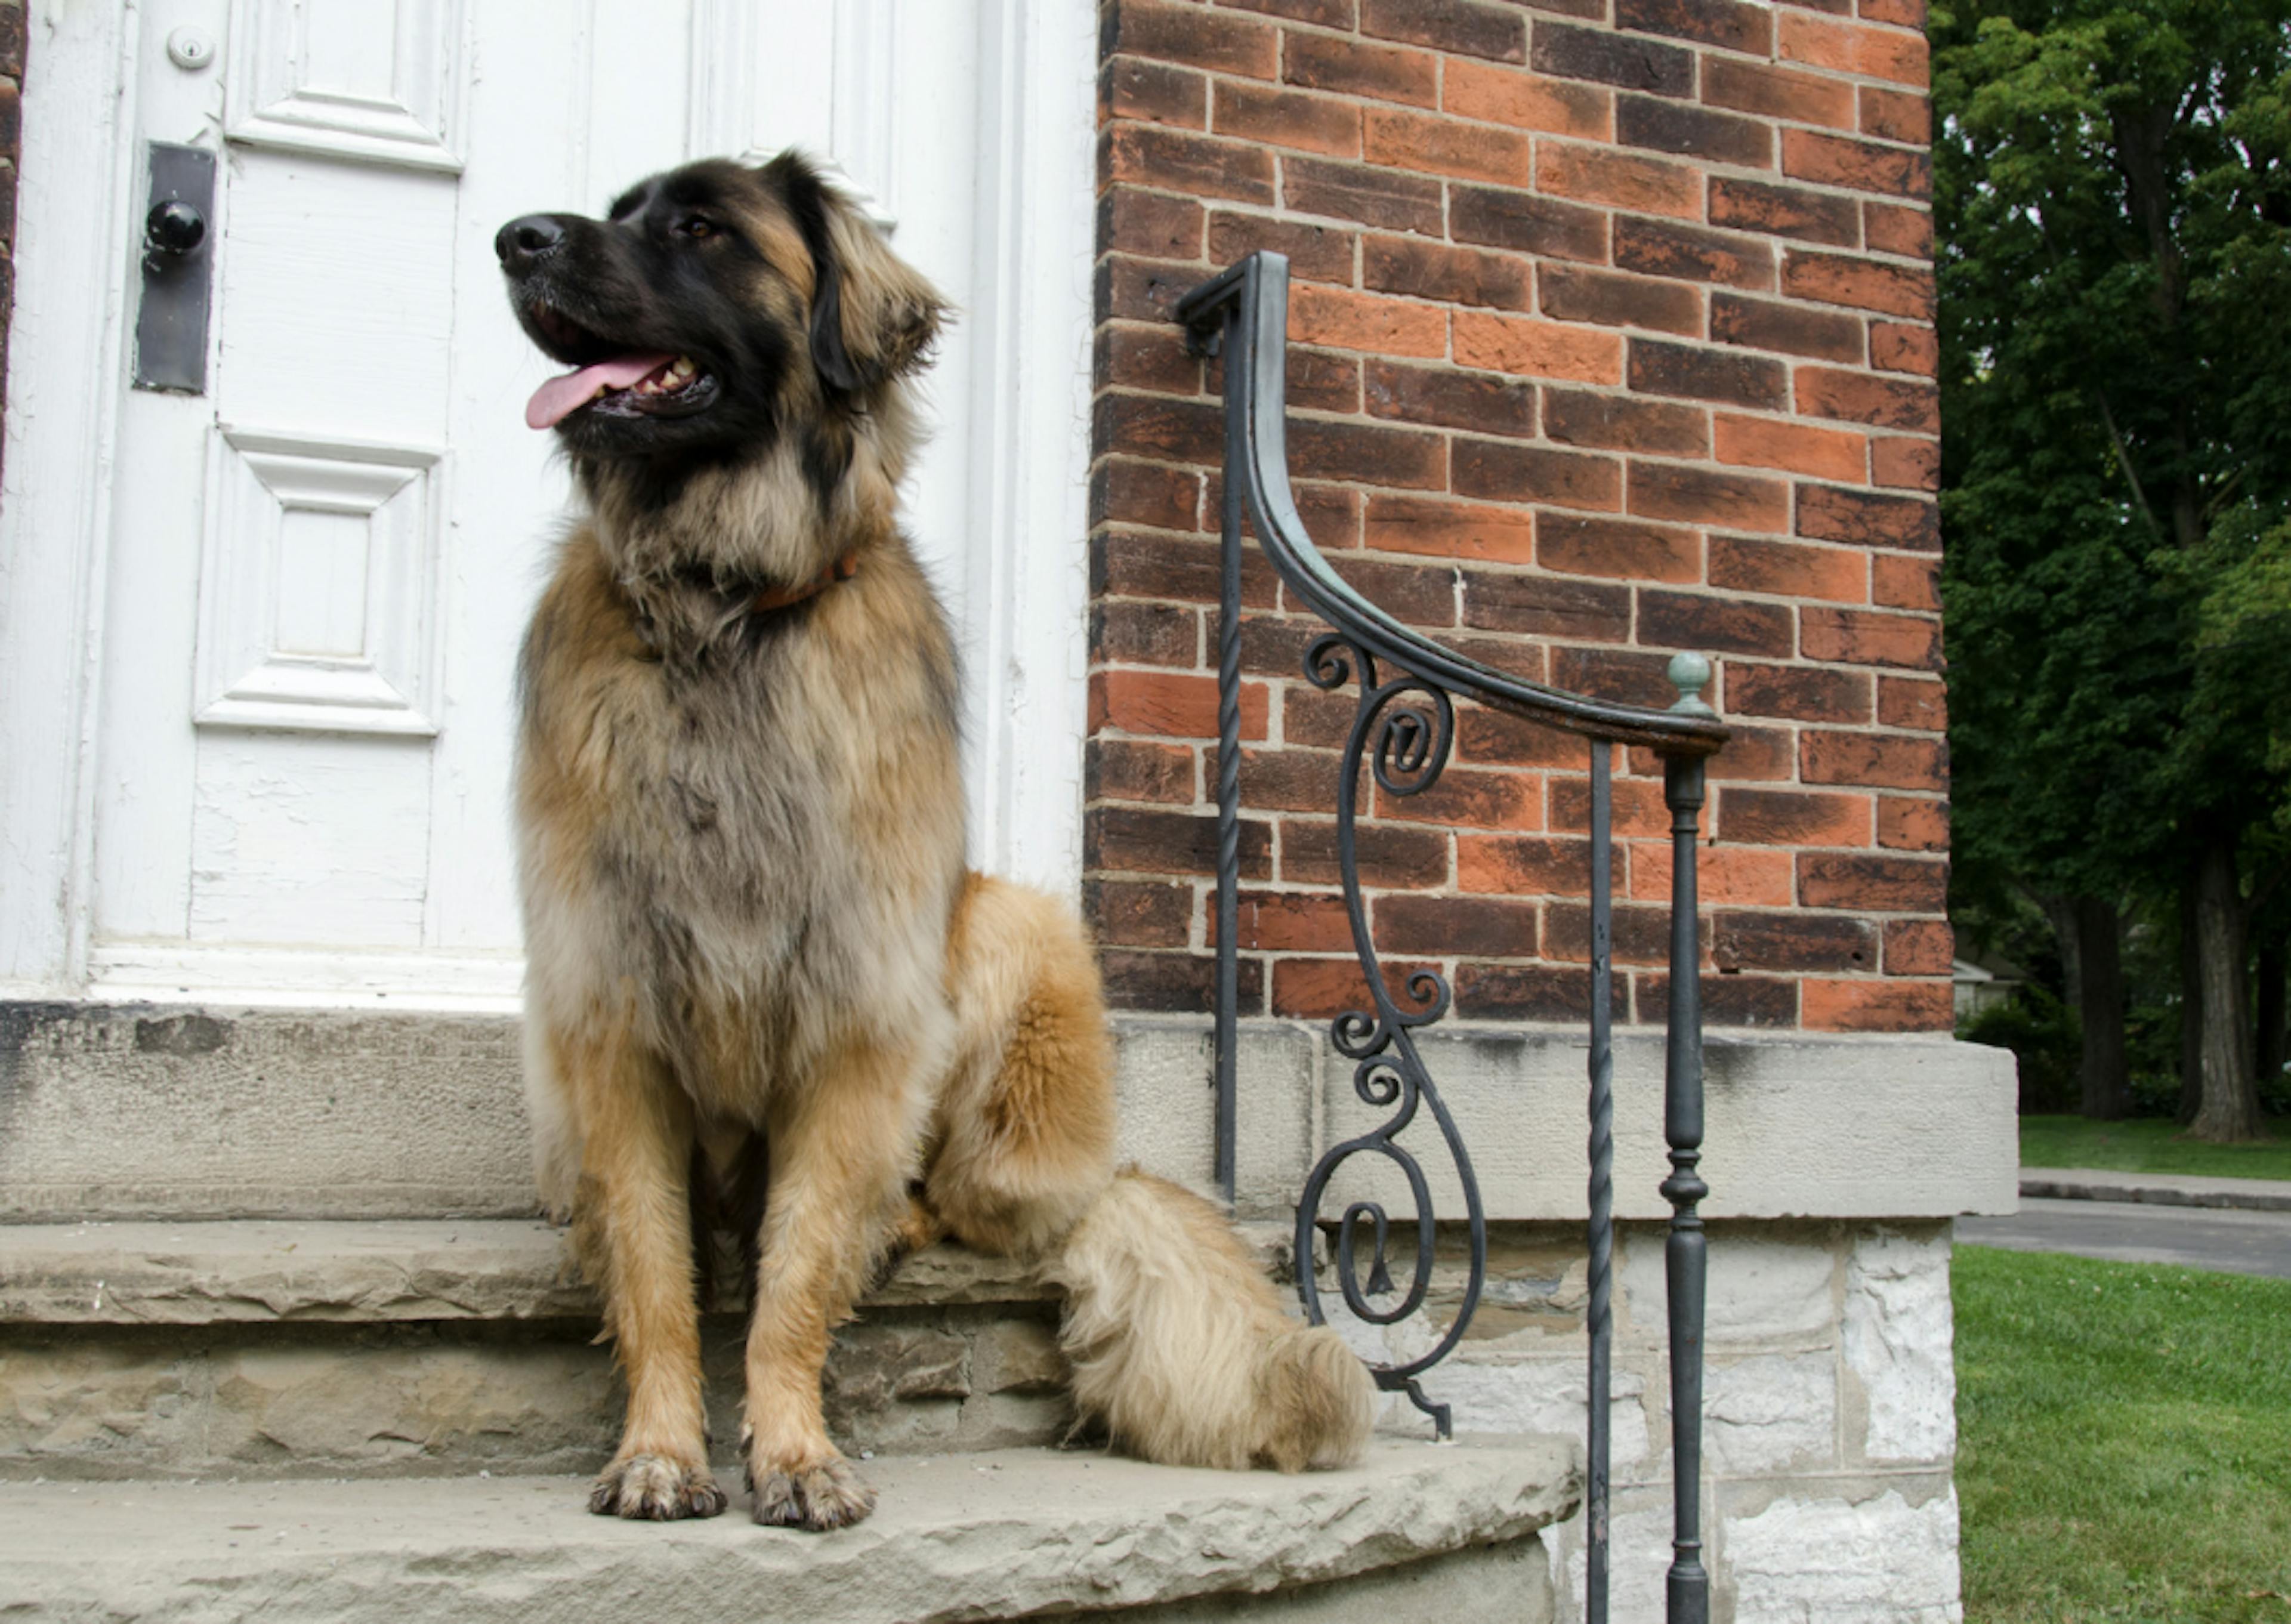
589 1452 729 1520
745 1450 876 1531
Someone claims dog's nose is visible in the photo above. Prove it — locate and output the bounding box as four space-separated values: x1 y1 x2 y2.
496 215 566 274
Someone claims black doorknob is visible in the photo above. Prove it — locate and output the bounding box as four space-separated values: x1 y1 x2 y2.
146 199 206 257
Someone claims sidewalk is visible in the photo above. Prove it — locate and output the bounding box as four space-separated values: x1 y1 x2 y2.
2020 1166 2291 1214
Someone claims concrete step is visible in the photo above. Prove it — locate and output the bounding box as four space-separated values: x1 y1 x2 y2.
0 1219 1295 1481
0 1436 1574 1623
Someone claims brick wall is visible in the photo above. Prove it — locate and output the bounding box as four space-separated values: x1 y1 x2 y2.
1086 0 1948 1035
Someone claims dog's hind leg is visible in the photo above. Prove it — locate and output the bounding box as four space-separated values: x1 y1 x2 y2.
560 1015 727 1521
741 1039 929 1531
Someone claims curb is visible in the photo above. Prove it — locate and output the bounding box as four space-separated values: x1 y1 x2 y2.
2020 1169 2291 1215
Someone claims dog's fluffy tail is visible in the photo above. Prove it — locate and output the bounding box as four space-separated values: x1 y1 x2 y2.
1043 1170 1375 1472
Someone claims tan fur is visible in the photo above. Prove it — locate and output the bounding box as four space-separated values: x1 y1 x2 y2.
514 155 1371 1532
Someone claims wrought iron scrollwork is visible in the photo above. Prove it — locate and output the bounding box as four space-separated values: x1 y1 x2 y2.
1288 636 1483 1436
1175 250 1728 1624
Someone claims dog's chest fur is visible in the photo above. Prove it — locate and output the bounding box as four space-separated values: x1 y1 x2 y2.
517 530 964 1110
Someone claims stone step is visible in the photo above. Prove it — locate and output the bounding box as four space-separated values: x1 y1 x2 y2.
0 1437 1574 1624
0 1219 1296 1481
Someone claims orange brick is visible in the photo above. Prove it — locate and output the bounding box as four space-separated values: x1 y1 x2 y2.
1877 796 1949 852
1535 139 1700 219
1458 833 1602 897
1778 12 1929 84
1090 669 1271 740
1872 553 1940 612
1713 413 1869 482
1443 60 1612 139
1453 310 1623 382
1870 436 1940 491
1214 80 1362 158
1801 977 1953 1032
1289 285 1449 358
1375 765 1543 830
1363 494 1536 563
1222 891 1353 952
1364 107 1533 186
1710 534 1867 604
1628 842 1795 906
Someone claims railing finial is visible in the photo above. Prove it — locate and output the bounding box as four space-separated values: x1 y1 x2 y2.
1666 652 1716 718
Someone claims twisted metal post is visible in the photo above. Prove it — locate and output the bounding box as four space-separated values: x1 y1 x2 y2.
1214 348 1245 1209
1586 740 1615 1619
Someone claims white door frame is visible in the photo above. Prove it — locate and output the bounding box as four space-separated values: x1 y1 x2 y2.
0 0 1095 1006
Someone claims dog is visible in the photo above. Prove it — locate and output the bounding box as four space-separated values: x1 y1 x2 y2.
495 152 1373 1530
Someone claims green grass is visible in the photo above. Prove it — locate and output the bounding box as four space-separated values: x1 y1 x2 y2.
2018 1114 2291 1181
1955 1245 2291 1622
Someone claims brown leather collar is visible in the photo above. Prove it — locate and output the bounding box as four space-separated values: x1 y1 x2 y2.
750 550 858 614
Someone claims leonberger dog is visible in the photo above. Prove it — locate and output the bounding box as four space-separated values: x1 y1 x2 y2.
494 152 1373 1530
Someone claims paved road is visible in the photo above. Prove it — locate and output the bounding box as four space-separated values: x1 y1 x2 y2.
1960 1196 2291 1280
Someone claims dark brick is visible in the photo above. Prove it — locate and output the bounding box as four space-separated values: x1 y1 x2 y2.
1617 96 1773 168
0 8 23 79
1802 730 1947 790
1224 0 1357 27
1458 705 1596 769
1701 57 1855 127
1100 190 1206 260
1782 249 1934 318
1709 178 1860 248
1366 360 1535 437
1094 393 1224 467
1638 589 1795 657
1287 416 1446 489
1538 514 1703 580
1617 0 1773 54
1363 234 1533 309
1870 320 1938 376
1551 644 1681 706
1101 948 1263 1014
1883 916 1955 975
1532 21 1693 97
1798 851 1948 912
1329 552 1460 624
1713 910 1879 972
1093 530 1280 607
1214 78 1364 155
1092 600 1199 665
1542 389 1709 456
1086 878 1196 947
1722 661 1873 724
1798 483 1939 551
1284 156 1444 234
1709 292 1863 362
1361 0 1526 62
1087 738 1196 804
1283 29 1441 106
1638 971 1798 1029
1540 264 1702 334
1101 124 1276 205
1545 900 1688 966
1377 894 1540 958
1629 339 1787 409
1088 806 1273 878
1629 462 1790 532
1454 438 1624 510
1450 185 1608 263
1284 819 1450 887
1092 459 1200 532
1211 212 1356 284
1103 0 1278 78
1860 85 1931 146
1457 962 1624 1022
1097 255 1211 325
1614 218 1776 291
1718 785 1870 845
1796 367 1938 433
1462 570 1634 640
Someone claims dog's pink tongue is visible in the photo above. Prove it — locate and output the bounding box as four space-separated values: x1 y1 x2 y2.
525 353 675 430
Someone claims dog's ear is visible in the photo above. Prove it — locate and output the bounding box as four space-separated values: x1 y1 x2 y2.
767 153 946 395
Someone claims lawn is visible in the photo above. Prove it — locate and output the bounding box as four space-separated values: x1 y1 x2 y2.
2018 1114 2291 1181
1955 1245 2291 1622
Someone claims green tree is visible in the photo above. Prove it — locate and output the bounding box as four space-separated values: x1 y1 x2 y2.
1934 0 2291 1140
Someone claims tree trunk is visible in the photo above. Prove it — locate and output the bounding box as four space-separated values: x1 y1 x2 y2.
2073 897 2131 1120
2190 835 2266 1142
2258 926 2286 1104
2178 876 2203 1126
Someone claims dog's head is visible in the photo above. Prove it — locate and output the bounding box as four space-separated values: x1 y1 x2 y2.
496 153 945 464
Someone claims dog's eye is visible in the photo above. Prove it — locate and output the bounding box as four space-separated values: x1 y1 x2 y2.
680 217 718 240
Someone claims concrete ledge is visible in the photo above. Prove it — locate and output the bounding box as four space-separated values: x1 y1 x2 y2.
2020 1166 2291 1214
0 1437 1576 1624
0 1002 2015 1221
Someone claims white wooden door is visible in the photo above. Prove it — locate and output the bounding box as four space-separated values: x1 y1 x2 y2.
0 0 1092 1006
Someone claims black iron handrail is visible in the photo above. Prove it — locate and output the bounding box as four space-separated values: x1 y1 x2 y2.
1174 252 1728 1624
